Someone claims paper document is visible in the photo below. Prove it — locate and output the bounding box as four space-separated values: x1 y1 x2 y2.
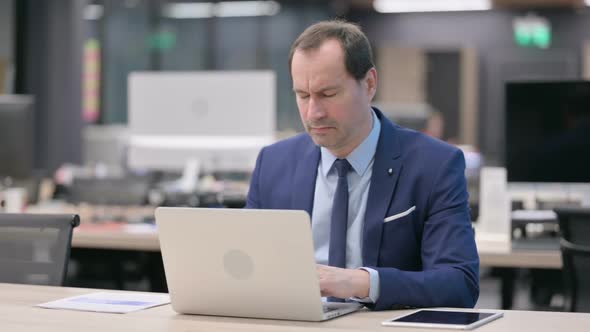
36 292 170 314
124 223 158 233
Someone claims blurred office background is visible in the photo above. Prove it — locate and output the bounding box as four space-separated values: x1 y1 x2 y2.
2 0 590 312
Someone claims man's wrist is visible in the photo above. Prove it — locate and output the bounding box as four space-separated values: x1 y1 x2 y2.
352 268 370 298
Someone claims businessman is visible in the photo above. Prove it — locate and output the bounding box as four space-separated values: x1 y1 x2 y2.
246 20 479 310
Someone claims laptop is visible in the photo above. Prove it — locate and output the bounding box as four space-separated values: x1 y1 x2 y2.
155 207 362 321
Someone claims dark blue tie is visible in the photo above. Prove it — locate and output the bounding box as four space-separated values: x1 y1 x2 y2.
328 159 352 269
327 159 351 302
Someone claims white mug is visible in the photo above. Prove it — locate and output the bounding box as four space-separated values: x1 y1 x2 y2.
3 187 28 213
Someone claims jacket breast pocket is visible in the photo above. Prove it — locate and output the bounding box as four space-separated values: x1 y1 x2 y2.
384 206 416 223
379 206 420 267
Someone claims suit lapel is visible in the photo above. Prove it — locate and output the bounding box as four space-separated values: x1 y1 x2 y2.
362 110 403 267
291 138 320 218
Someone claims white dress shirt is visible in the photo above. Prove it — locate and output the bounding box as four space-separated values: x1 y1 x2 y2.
311 109 381 303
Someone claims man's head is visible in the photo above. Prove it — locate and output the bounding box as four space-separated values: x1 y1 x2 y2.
289 20 377 158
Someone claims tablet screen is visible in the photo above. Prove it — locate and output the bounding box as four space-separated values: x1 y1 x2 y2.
392 310 496 325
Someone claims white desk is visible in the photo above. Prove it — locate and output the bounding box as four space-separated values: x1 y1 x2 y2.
478 246 561 269
73 224 160 252
30 201 560 268
2 283 590 332
72 226 564 269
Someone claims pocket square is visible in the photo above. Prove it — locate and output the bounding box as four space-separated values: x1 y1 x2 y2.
384 206 416 223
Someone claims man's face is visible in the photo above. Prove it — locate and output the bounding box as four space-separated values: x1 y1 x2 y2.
291 39 376 157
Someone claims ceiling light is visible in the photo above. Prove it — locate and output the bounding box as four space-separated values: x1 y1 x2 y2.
374 0 491 13
162 3 215 19
163 1 280 19
216 1 280 17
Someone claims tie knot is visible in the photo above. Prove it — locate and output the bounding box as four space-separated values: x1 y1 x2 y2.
333 159 352 178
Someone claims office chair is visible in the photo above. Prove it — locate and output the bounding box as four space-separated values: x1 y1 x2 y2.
555 207 590 312
0 213 80 286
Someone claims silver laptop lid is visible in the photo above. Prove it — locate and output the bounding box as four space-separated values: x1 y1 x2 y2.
155 207 328 321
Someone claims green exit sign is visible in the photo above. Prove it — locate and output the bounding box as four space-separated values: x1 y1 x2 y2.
513 14 551 49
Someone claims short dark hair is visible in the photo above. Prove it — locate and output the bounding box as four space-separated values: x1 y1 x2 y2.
288 20 374 81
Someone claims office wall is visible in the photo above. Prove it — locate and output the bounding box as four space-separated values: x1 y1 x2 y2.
15 0 84 173
101 0 151 124
357 9 590 164
0 0 12 60
0 0 13 93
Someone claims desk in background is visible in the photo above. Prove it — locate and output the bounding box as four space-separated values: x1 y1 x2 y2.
28 201 563 266
72 224 563 267
478 245 561 269
73 222 159 252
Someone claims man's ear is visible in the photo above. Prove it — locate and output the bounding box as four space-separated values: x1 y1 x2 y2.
365 67 377 101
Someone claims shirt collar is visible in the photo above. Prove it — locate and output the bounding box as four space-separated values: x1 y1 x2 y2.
320 109 381 177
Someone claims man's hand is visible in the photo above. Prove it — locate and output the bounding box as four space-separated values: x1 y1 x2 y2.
316 264 370 299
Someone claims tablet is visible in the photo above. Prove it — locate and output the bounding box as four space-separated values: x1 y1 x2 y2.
382 309 503 330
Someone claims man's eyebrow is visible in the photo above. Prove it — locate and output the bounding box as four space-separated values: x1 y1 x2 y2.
293 85 340 94
317 85 340 92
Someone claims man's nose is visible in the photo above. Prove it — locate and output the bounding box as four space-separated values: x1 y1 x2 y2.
307 97 325 120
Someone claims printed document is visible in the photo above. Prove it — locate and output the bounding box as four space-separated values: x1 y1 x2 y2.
36 292 170 314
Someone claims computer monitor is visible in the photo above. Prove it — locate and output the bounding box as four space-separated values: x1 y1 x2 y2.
505 81 590 183
0 95 34 179
127 71 276 172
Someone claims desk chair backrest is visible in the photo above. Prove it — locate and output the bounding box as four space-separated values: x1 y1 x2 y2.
555 207 590 312
0 213 80 286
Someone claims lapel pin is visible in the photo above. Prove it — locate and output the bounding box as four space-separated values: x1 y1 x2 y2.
387 168 393 175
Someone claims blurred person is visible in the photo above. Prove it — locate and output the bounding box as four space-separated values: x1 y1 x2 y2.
422 110 445 140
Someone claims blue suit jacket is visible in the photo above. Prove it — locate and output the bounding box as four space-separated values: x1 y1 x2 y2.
246 109 479 310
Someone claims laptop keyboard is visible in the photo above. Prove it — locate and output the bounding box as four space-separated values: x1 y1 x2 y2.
322 304 343 313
